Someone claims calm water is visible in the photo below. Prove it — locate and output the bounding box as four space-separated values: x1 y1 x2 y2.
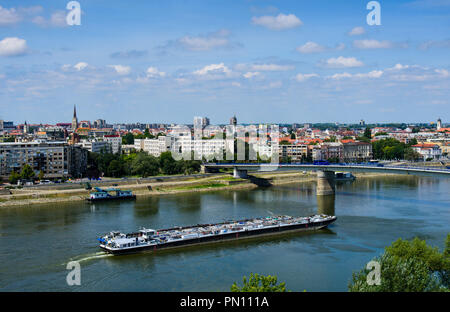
0 176 449 292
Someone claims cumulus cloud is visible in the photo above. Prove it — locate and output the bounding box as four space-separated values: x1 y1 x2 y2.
349 27 365 36
327 70 383 80
252 13 302 30
296 42 326 54
0 6 21 26
194 63 231 76
32 11 67 27
295 73 319 82
109 65 131 75
243 72 261 79
353 39 399 49
0 37 28 56
146 67 166 78
323 56 364 68
74 62 88 71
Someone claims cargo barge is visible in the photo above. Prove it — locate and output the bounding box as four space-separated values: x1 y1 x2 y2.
98 214 337 255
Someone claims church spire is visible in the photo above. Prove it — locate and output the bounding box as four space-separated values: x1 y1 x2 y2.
72 105 78 131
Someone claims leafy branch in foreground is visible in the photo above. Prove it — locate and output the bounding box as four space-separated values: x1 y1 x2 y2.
231 273 288 292
349 234 450 292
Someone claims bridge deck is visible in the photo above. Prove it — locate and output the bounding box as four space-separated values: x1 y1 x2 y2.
203 163 450 176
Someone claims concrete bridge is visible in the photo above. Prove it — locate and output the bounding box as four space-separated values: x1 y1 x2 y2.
202 163 450 196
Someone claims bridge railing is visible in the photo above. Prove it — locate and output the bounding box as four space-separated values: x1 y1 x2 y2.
204 162 450 173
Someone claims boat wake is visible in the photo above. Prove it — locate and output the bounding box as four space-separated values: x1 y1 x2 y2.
69 251 113 263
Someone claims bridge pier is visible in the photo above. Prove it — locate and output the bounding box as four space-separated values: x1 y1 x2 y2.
233 168 248 179
316 170 335 196
201 165 219 174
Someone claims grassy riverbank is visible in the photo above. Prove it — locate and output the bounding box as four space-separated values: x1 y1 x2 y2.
0 171 403 207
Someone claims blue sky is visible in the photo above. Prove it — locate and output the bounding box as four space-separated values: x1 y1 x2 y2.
0 0 449 124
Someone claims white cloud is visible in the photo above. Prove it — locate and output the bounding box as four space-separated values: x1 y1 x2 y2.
349 27 365 36
32 11 67 27
0 6 21 26
109 65 131 75
328 72 353 80
388 63 410 70
435 69 449 77
353 39 394 49
356 70 383 78
250 64 294 71
295 73 319 82
0 37 28 56
335 43 346 51
74 62 88 71
146 67 166 78
324 56 364 68
231 81 241 87
252 13 302 30
243 72 261 79
296 42 326 54
327 70 383 80
194 63 231 76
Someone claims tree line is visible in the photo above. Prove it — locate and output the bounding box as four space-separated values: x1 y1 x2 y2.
88 151 201 178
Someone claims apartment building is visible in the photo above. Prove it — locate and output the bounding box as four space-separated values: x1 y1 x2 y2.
342 141 373 162
104 135 122 154
0 141 87 179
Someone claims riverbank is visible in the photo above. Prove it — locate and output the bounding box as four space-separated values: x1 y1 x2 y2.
0 171 404 207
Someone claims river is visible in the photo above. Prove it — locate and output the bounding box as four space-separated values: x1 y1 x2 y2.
0 175 449 291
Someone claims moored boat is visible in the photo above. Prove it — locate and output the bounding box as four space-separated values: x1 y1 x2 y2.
86 187 136 202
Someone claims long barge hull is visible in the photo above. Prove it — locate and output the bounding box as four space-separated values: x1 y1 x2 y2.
100 217 336 255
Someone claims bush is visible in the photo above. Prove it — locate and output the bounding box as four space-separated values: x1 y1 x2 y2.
349 235 450 292
231 273 288 292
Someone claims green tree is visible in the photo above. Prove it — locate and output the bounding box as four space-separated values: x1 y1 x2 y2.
131 152 159 177
231 273 288 292
404 148 421 161
9 171 20 184
349 236 450 292
363 127 372 139
107 160 125 178
20 164 35 180
38 170 45 180
160 151 177 175
122 133 135 145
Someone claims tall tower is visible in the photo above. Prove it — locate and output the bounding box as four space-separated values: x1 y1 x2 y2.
72 105 78 131
437 118 442 130
230 115 237 126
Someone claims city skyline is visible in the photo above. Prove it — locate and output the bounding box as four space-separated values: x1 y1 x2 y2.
0 0 449 124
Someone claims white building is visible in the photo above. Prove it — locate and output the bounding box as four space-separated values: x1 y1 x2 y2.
104 135 122 154
134 136 172 157
79 139 111 153
411 143 442 161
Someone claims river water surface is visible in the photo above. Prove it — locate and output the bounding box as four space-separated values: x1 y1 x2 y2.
0 175 449 291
